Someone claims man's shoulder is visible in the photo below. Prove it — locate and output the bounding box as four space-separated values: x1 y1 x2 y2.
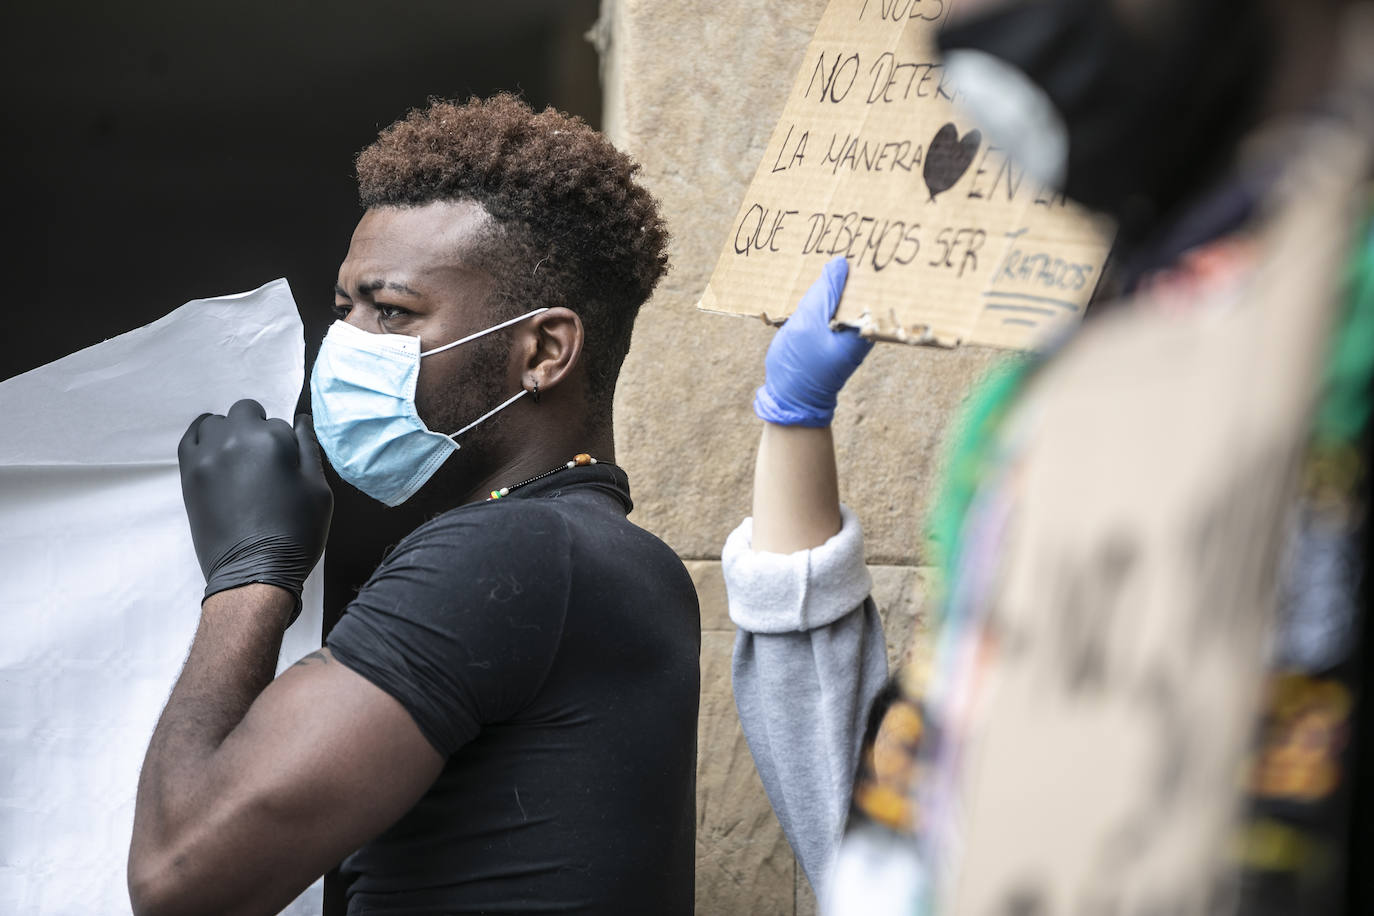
407 497 575 544
375 498 577 586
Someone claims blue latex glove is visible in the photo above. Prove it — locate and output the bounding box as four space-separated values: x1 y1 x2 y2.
754 256 874 427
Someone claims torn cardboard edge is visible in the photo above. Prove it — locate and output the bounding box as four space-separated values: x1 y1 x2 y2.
697 283 1050 350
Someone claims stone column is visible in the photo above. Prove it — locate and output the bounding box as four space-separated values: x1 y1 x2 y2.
594 2 999 911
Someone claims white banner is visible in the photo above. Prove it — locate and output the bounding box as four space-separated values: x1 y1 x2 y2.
0 280 323 915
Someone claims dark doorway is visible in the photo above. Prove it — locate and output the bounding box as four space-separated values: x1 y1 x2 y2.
7 0 601 381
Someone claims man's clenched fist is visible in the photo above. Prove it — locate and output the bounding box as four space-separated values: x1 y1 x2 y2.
178 398 333 626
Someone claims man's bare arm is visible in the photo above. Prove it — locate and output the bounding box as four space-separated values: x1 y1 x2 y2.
129 585 444 916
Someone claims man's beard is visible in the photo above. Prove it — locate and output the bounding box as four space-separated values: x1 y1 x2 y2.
411 331 517 511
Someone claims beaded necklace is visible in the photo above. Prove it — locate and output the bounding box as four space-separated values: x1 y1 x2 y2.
487 453 598 500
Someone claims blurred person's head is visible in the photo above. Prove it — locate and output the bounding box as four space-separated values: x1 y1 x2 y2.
938 0 1353 251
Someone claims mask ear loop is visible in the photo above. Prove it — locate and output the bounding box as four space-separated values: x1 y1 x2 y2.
420 307 551 357
446 389 529 441
420 306 549 440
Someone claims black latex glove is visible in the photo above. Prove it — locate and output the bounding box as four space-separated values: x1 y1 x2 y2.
178 398 333 626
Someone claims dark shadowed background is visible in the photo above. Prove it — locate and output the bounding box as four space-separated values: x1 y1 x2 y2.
4 2 601 910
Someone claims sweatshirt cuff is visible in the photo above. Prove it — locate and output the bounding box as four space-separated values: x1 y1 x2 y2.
722 504 872 634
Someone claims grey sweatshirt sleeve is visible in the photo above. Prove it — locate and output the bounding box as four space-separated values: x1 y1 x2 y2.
724 506 889 898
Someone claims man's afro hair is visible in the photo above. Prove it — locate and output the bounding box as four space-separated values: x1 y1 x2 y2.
355 93 670 409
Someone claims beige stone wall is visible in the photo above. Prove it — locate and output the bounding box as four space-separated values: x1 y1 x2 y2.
595 1 998 911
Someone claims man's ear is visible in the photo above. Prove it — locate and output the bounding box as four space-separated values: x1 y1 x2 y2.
518 307 584 396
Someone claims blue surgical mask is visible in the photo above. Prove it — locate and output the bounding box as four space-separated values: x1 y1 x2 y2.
309 308 548 506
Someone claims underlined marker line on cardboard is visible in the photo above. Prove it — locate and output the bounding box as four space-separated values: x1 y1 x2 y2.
695 0 1114 352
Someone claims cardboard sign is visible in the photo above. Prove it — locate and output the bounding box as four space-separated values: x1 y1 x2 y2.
697 0 1113 349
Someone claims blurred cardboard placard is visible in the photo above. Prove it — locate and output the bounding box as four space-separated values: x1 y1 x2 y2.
940 103 1372 914
697 0 1113 349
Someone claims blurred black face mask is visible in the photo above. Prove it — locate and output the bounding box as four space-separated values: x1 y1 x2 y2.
937 0 1274 241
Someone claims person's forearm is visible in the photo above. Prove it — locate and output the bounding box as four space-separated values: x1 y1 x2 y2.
129 584 292 914
752 422 843 552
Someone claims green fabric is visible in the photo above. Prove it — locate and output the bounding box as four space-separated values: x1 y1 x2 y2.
1313 217 1374 450
925 352 1037 609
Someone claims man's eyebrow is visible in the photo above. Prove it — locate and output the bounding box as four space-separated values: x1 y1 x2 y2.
334 280 421 297
366 279 420 296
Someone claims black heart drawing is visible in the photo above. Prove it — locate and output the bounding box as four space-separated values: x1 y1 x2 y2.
923 122 982 202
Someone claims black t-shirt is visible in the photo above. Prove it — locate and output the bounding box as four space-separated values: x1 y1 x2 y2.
326 465 700 914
